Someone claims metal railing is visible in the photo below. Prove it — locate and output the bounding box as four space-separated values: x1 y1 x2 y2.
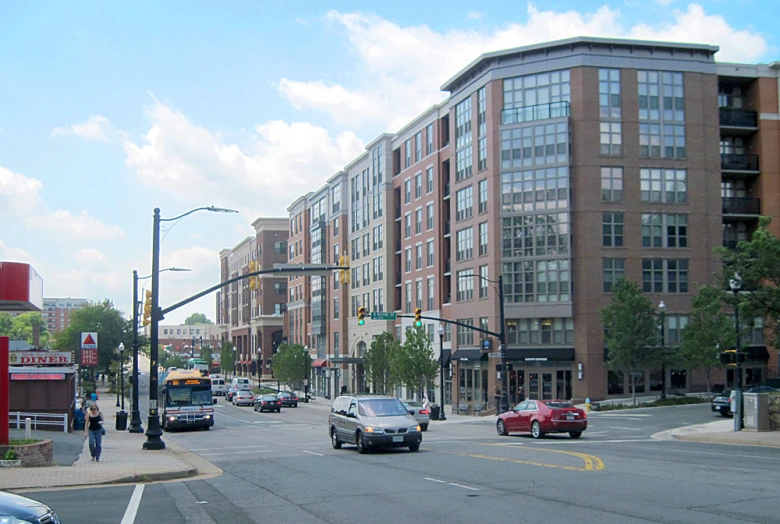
722 197 761 215
501 101 570 125
721 154 759 172
9 411 69 433
719 108 758 128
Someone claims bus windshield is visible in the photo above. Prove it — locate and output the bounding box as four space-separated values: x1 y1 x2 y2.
165 385 212 407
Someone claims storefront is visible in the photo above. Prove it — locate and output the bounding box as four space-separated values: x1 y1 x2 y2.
504 347 575 405
452 349 490 410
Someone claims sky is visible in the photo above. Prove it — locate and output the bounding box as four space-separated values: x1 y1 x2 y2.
0 0 777 324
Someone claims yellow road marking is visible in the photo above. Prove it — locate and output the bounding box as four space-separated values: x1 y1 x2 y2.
440 444 605 472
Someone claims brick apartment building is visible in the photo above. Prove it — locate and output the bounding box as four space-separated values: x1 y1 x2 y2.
220 36 780 408
41 297 88 334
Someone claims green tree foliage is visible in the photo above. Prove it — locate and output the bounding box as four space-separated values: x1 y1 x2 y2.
363 332 400 395
220 341 235 376
200 343 214 370
0 312 51 347
680 286 736 392
53 300 132 375
159 350 187 371
393 326 439 401
271 343 310 389
184 313 213 325
601 279 660 405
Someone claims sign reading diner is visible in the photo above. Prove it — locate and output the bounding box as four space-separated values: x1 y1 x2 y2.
9 351 74 366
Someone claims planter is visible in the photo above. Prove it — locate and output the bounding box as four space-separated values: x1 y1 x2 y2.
0 460 21 468
0 440 54 467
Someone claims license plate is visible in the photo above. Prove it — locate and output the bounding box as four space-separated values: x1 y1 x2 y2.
392 436 403 443
566 414 574 420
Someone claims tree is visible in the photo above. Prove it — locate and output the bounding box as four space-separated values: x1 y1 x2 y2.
601 279 660 406
271 344 310 390
0 313 14 337
363 332 400 395
200 342 213 370
220 341 235 377
393 326 439 401
184 313 213 325
680 286 736 393
159 350 187 371
0 312 50 347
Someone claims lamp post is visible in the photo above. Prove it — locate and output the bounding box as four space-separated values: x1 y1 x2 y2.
145 206 238 451
438 324 447 421
730 275 743 432
115 342 122 408
658 300 666 399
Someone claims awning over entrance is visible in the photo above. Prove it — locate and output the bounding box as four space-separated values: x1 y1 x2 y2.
452 348 487 361
312 358 329 367
330 357 363 364
438 348 451 365
504 347 575 362
743 346 770 361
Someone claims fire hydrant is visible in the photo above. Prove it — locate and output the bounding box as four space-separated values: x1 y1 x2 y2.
584 398 592 412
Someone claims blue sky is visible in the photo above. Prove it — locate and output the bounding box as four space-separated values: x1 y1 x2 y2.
0 1 776 323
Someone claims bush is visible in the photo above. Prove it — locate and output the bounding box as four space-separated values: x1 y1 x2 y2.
596 396 707 411
251 387 277 395
4 450 16 460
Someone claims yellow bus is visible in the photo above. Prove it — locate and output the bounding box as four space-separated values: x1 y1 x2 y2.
161 369 216 431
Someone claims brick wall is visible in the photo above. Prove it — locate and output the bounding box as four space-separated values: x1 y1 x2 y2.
0 440 54 467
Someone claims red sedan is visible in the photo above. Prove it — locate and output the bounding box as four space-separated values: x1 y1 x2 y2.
497 399 587 439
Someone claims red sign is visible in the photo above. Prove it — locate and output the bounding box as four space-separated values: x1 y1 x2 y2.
9 351 73 365
0 262 43 312
11 373 65 381
81 348 98 367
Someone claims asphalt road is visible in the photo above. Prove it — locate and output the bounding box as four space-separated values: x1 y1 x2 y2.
24 398 780 524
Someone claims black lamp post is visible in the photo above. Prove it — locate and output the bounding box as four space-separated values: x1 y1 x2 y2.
730 275 743 432
117 343 125 410
658 300 666 399
144 205 237 451
438 324 447 421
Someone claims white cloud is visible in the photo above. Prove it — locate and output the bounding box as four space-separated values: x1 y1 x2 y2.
51 115 118 143
655 0 675 5
26 210 127 241
123 101 365 216
47 269 124 295
72 248 107 267
0 240 35 264
278 5 769 130
0 166 43 216
467 11 483 20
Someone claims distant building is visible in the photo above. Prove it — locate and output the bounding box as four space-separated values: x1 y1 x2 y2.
143 323 221 355
42 297 88 334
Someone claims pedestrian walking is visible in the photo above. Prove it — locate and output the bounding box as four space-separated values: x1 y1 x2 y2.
517 385 525 402
85 404 105 462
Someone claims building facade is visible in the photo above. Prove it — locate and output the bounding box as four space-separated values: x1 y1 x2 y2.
42 297 88 334
144 323 221 355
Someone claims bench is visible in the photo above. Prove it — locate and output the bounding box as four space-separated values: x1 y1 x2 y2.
473 403 483 416
458 402 469 415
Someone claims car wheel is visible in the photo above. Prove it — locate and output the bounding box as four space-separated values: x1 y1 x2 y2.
569 431 582 439
409 442 420 452
331 428 342 449
531 420 544 439
356 432 368 454
253 405 257 411
420 423 428 432
276 408 281 413
497 419 508 436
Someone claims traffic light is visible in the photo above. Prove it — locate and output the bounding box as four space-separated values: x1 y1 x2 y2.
358 306 366 326
339 254 350 284
248 261 257 290
142 290 152 327
414 308 423 327
719 349 745 367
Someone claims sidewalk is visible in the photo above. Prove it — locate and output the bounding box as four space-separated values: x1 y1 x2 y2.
653 419 780 448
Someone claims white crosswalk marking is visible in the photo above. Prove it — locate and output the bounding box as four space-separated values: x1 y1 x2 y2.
120 484 144 524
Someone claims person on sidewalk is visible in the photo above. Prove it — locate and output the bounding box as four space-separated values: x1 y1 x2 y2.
85 404 104 462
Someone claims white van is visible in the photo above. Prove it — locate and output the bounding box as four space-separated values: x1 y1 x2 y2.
231 378 252 391
211 377 227 396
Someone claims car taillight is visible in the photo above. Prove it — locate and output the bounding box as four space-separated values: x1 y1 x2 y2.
262 401 267 405
579 409 587 419
293 397 298 401
419 409 430 415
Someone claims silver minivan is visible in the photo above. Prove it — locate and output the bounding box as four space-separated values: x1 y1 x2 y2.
328 395 422 453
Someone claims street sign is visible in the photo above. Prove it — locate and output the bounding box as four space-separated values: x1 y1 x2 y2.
81 332 98 349
370 312 397 320
488 352 501 358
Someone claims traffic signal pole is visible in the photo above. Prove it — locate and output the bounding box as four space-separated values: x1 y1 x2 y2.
144 208 165 450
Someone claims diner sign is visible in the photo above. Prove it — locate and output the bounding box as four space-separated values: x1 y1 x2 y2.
9 351 74 366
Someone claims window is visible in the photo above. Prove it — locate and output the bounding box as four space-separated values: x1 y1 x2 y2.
665 315 689 345
427 277 435 310
332 183 341 213
505 318 574 345
363 233 370 257
501 213 570 258
416 280 423 308
405 139 411 168
599 69 621 119
457 319 475 346
478 87 487 171
373 256 384 282
601 167 624 201
404 213 411 238
455 97 473 181
456 186 473 221
600 122 622 156
414 173 422 199
427 239 434 267
501 122 568 170
405 283 412 313
372 225 383 250
426 123 434 155
642 259 689 293
363 263 370 287
642 214 688 248
638 71 685 158
426 167 434 193
663 124 686 159
602 212 624 247
479 265 489 298
405 248 412 273
333 218 339 236
415 245 422 270
500 167 569 213
415 132 422 163
405 179 411 204
426 203 434 230
456 227 474 261
502 259 570 302
640 169 687 203
333 297 339 319
415 209 422 235
503 70 571 110
479 222 488 256
274 241 286 254
274 282 287 295
351 238 360 260
456 271 474 301
478 179 488 214
603 258 625 292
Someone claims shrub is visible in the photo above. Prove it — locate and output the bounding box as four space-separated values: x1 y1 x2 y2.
4 450 17 460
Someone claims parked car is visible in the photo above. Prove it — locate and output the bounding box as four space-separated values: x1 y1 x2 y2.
401 400 430 431
329 395 422 453
277 391 299 407
232 390 255 406
226 386 239 402
497 399 588 439
747 386 779 393
712 390 733 417
255 394 282 412
0 490 61 524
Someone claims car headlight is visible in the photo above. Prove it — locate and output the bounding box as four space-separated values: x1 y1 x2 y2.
0 517 39 524
168 417 176 421
408 425 421 432
204 415 211 419
364 426 384 434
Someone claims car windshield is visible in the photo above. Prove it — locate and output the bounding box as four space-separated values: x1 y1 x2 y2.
404 401 423 408
358 399 408 417
278 392 292 397
545 401 574 408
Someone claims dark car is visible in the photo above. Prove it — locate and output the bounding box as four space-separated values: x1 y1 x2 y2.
254 394 282 412
497 399 588 439
277 391 299 407
712 390 733 417
0 490 61 523
226 386 239 402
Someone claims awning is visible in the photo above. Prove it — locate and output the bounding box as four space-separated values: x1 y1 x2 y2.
312 358 329 367
452 348 487 361
504 347 575 362
438 349 451 365
743 346 770 361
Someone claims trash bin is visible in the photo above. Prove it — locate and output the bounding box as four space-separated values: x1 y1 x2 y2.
73 409 85 431
430 404 441 421
115 410 128 431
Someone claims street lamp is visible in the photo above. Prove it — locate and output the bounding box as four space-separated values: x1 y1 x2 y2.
658 301 666 400
116 343 125 410
130 267 190 434
730 274 743 432
145 205 238 451
438 324 447 421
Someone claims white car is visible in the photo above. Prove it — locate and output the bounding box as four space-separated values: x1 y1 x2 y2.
402 401 431 431
232 390 255 406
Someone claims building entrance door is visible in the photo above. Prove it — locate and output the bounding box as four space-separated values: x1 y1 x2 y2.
528 372 540 399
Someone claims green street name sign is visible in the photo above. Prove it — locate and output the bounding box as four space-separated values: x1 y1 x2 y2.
370 312 397 320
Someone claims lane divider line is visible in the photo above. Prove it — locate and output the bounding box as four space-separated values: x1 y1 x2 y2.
303 450 323 456
120 484 144 524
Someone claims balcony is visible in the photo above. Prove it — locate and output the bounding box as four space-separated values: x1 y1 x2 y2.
719 108 758 134
443 220 451 236
501 101 570 126
722 197 760 216
721 154 759 174
395 206 401 220
395 240 401 253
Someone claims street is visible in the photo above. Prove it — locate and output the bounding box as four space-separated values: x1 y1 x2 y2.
22 377 780 524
